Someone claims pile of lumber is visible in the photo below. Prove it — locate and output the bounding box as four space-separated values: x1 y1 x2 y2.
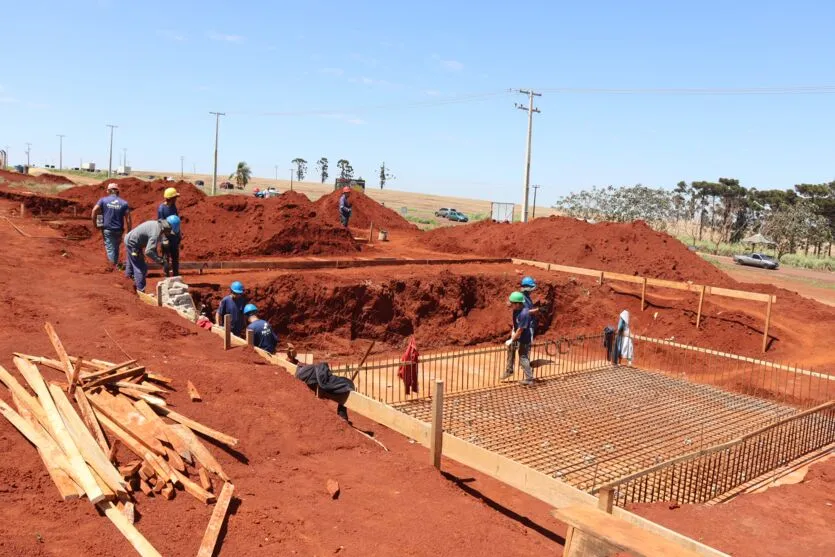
0 323 238 557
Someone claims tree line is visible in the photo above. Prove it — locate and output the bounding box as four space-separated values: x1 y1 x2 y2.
290 158 395 189
555 179 835 257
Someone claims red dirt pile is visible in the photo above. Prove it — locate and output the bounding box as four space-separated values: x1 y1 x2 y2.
424 217 731 285
0 169 74 186
313 189 418 231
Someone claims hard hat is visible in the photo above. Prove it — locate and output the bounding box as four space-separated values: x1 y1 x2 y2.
165 215 181 234
243 303 258 315
521 276 537 288
230 281 245 294
163 187 180 199
509 291 525 304
342 186 351 193
107 182 119 191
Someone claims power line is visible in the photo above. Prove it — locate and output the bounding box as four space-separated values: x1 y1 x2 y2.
209 112 225 196
515 89 541 223
538 85 835 95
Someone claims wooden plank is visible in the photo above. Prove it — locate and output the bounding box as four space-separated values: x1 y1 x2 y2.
641 277 647 311
187 380 202 402
597 487 614 514
553 505 707 557
350 340 376 382
344 391 431 447
151 405 239 448
156 281 163 307
708 285 774 303
44 322 80 393
117 387 166 407
168 424 228 481
89 395 167 456
603 271 646 285
0 364 49 426
198 468 213 492
762 295 773 353
245 328 254 348
13 357 106 504
547 262 601 278
74 388 109 453
511 258 550 270
145 372 174 386
196 482 235 557
119 460 143 478
48 383 129 496
98 501 163 557
696 284 706 329
112 381 167 394
165 446 187 472
646 277 698 292
430 379 444 469
146 452 179 485
85 367 146 389
80 360 138 381
223 314 231 350
172 469 216 504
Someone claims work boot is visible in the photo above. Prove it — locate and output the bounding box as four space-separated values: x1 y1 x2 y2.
337 405 349 421
501 370 514 379
520 378 534 386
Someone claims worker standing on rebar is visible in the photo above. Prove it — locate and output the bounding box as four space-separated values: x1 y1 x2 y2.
520 276 542 340
243 303 278 354
216 281 248 336
338 186 353 227
157 187 181 277
91 182 131 271
123 215 180 292
615 310 634 366
503 291 535 386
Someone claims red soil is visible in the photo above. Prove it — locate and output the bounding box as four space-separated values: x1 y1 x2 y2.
313 189 418 231
0 169 73 186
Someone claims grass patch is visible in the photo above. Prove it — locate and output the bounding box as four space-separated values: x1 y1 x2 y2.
680 236 834 271
405 215 438 226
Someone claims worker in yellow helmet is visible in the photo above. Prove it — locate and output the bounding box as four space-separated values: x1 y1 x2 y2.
157 187 182 276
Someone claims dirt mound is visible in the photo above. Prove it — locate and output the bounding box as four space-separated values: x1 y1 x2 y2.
0 169 75 186
180 192 358 259
0 185 81 214
37 173 74 185
425 217 732 285
313 189 417 231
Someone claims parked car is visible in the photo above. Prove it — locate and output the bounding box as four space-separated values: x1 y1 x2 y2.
254 187 279 199
435 207 451 218
733 253 779 270
447 210 469 223
195 180 204 187
219 181 235 190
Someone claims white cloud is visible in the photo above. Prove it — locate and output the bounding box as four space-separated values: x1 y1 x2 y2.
440 59 464 71
158 29 186 42
319 67 345 76
208 32 244 43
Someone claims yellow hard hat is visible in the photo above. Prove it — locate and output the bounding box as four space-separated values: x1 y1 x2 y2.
163 187 180 199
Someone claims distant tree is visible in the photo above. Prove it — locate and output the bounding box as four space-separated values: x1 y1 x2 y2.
763 199 826 258
316 157 329 183
291 158 307 182
554 184 675 230
229 161 251 188
379 162 395 189
337 159 353 179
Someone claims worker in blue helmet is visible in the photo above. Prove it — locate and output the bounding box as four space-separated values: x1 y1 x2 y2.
244 304 278 354
519 276 542 337
215 281 249 336
503 291 535 386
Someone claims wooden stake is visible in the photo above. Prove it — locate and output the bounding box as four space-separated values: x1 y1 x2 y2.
762 295 774 353
74 388 110 454
245 328 254 348
151 405 239 448
696 285 706 329
369 221 374 244
599 271 604 285
20 202 25 218
196 482 235 557
430 379 445 470
169 424 229 481
223 314 231 350
156 281 163 307
640 278 647 311
350 340 376 382
597 487 614 514
44 322 80 394
98 501 163 557
198 468 213 492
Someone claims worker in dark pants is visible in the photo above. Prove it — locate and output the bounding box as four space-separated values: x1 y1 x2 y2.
124 216 180 292
287 345 353 421
215 281 248 337
91 183 132 271
338 186 352 227
520 275 542 341
502 291 535 386
244 303 278 354
157 187 181 277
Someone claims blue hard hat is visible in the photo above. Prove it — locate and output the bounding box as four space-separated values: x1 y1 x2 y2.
165 215 181 234
521 276 537 288
243 303 257 315
230 281 245 294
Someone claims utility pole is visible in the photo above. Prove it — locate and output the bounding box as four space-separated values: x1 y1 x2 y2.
106 124 118 177
180 155 184 178
57 135 65 170
515 89 541 223
25 143 31 166
289 168 294 191
274 165 278 181
122 148 127 168
531 185 541 219
209 111 225 196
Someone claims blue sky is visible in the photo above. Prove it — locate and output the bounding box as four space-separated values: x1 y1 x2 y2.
2 0 834 203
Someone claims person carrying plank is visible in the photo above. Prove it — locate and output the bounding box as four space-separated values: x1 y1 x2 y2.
123 216 180 292
502 291 535 386
244 304 278 354
91 182 132 271
215 281 248 336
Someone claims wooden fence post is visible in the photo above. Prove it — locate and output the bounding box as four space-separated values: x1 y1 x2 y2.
20 203 25 218
369 221 374 244
430 379 445 469
223 314 231 351
640 278 647 311
598 271 604 286
597 487 614 514
245 328 254 349
762 296 773 352
155 282 163 307
696 285 706 328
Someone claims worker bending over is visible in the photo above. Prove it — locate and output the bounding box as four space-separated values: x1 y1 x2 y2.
157 187 181 277
244 304 278 354
287 346 353 421
503 291 535 386
338 186 352 227
91 182 131 270
124 216 180 292
216 281 248 337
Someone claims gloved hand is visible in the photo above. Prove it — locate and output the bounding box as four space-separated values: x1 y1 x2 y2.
505 339 514 346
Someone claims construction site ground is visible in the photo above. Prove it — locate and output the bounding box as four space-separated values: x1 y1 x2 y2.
1 178 834 556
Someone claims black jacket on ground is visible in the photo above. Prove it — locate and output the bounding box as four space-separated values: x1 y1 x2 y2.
295 363 355 395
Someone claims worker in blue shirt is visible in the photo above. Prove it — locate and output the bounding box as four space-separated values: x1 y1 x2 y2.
243 304 278 354
502 291 535 386
91 183 132 270
123 216 180 292
157 187 181 277
520 276 542 340
338 186 352 227
215 281 248 336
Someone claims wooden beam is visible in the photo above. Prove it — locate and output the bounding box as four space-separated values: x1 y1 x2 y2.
708 285 774 303
168 424 229 481
350 340 376 382
640 277 647 311
696 285 706 329
223 314 231 350
198 468 213 492
430 379 444 469
155 281 163 307
13 357 106 504
80 360 138 381
84 366 146 389
187 380 202 402
98 501 163 557
597 487 614 514
0 364 48 426
245 328 254 348
172 469 216 504
74 388 109 453
196 482 235 557
117 387 166 407
89 394 167 456
762 295 773 353
44 322 80 394
150 405 239 448
343 391 431 447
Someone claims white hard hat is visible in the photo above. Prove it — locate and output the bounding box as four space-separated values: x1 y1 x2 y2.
107 182 119 191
